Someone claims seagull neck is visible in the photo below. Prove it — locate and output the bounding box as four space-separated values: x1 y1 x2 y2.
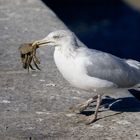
62 42 78 51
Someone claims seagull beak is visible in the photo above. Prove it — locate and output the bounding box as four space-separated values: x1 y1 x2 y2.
32 38 53 46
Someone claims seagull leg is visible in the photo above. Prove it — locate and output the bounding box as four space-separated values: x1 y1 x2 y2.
85 94 102 124
70 95 98 113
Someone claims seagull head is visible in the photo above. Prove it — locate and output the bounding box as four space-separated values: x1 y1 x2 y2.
34 30 77 47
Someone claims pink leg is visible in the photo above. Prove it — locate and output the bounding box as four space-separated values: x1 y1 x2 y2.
85 94 102 124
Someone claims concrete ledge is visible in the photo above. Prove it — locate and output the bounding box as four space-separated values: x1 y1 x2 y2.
0 0 140 140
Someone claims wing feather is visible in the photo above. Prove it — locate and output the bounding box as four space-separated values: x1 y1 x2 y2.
79 48 140 88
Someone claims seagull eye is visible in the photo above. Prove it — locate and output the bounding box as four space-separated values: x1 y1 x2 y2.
53 35 59 39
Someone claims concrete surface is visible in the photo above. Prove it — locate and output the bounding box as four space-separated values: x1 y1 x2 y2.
0 0 140 139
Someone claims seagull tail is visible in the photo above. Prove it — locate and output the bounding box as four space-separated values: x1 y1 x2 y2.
126 59 140 69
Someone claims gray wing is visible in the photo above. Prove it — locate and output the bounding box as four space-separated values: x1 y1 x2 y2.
83 48 140 88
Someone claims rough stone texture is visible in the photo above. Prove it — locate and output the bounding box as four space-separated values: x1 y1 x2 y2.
0 0 140 140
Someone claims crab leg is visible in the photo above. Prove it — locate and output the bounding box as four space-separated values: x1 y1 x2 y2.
26 54 30 73
28 54 35 70
32 49 40 64
23 54 28 69
32 57 41 70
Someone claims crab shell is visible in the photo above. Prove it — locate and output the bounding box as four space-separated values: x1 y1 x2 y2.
19 43 38 54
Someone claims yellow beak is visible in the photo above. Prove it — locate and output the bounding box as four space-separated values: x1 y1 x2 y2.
32 39 52 46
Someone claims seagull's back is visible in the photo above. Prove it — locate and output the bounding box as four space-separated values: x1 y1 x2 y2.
78 47 140 88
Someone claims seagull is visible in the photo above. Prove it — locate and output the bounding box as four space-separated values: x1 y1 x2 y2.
32 30 140 124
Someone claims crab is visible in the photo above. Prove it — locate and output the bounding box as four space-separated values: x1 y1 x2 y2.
19 42 41 72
